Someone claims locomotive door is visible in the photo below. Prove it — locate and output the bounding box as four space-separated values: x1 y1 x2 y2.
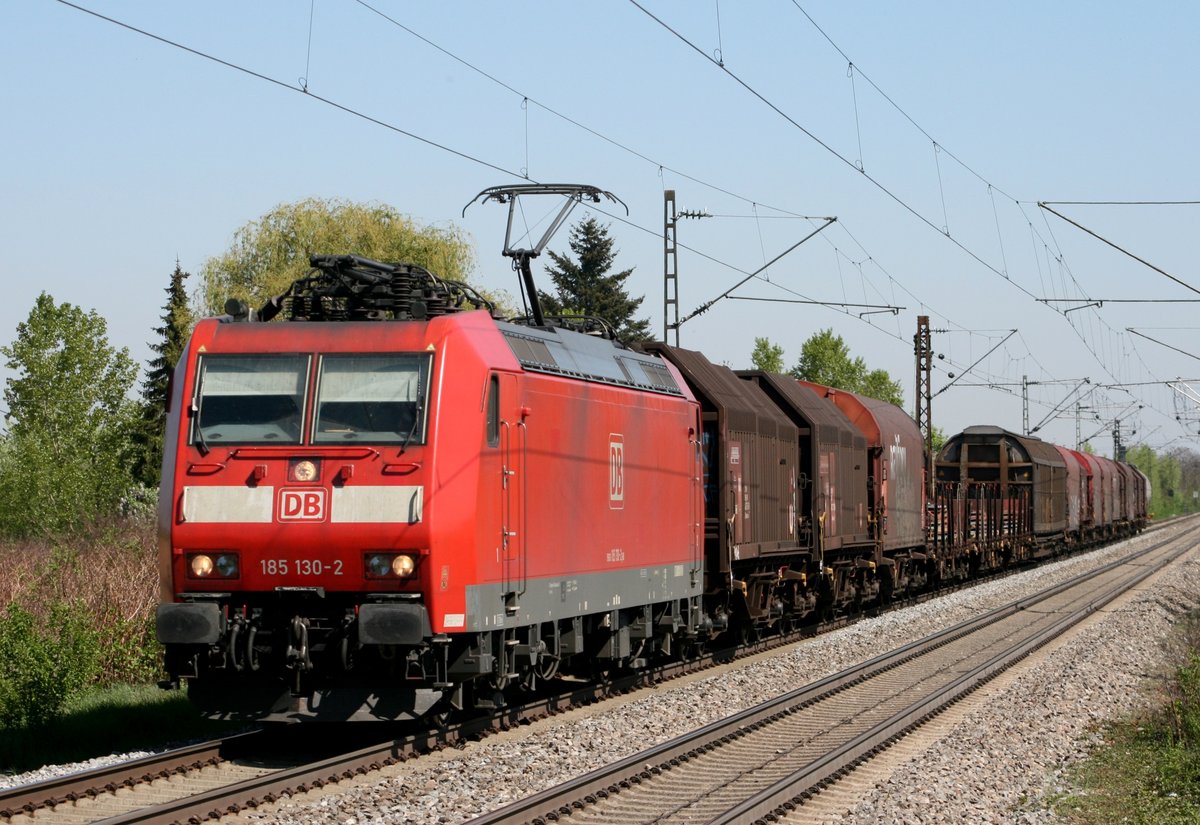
497 373 526 612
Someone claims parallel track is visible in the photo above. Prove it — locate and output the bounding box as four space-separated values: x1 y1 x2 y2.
465 520 1200 824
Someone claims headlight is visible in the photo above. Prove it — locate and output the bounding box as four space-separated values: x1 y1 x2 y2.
190 554 214 577
187 552 239 579
392 554 416 577
365 552 419 579
289 458 320 482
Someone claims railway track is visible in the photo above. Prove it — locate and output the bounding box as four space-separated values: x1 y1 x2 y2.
1 520 1186 825
464 520 1200 825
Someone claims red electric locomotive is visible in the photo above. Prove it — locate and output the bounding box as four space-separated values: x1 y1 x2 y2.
156 254 703 721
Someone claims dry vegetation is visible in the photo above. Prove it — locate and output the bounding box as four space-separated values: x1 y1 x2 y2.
0 517 162 730
1 519 158 628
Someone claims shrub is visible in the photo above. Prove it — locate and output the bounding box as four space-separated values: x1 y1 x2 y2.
0 601 100 729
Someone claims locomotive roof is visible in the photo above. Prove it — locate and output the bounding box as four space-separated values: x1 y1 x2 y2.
495 321 684 396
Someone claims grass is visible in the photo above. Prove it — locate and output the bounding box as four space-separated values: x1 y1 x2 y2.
1053 617 1200 824
0 683 243 775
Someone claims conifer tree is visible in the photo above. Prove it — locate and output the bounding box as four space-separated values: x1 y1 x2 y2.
133 262 192 486
538 217 653 342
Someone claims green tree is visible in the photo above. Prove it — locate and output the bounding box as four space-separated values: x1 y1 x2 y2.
789 328 905 407
0 294 139 536
199 198 476 315
791 329 865 390
1128 443 1200 518
750 337 785 372
1173 447 1200 513
538 216 653 342
860 368 905 408
930 425 947 453
132 262 193 487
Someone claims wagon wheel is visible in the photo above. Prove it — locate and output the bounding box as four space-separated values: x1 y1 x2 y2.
776 615 794 637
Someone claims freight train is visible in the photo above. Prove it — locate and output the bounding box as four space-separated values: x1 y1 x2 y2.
155 209 1148 723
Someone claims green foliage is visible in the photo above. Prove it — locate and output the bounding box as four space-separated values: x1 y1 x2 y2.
860 368 905 408
0 602 100 730
0 293 139 536
930 425 947 453
131 262 193 487
538 217 653 342
94 612 161 686
198 197 476 315
750 337 785 372
1125 444 1200 518
787 328 905 407
0 521 161 710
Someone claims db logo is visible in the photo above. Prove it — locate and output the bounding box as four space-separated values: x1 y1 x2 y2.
279 489 326 522
609 434 624 510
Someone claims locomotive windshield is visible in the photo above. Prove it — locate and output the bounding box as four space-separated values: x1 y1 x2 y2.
192 355 309 445
313 354 431 444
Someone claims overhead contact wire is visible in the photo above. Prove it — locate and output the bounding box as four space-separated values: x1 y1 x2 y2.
54 0 526 180
627 0 1043 305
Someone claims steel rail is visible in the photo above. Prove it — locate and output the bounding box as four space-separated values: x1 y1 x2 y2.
464 519 1199 825
0 732 259 819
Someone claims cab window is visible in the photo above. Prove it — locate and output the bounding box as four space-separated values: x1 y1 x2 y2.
192 354 309 445
313 354 432 444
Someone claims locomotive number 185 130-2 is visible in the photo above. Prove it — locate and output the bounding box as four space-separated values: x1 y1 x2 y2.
259 559 345 576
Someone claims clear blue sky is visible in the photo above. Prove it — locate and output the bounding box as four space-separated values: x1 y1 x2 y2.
3 0 1198 455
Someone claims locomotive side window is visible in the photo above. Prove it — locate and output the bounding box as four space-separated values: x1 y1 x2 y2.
192 355 309 445
313 354 431 444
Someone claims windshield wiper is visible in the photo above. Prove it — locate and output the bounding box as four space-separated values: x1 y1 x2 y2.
399 402 422 455
191 401 210 456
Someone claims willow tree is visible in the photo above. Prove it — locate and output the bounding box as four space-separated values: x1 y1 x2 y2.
198 198 476 316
